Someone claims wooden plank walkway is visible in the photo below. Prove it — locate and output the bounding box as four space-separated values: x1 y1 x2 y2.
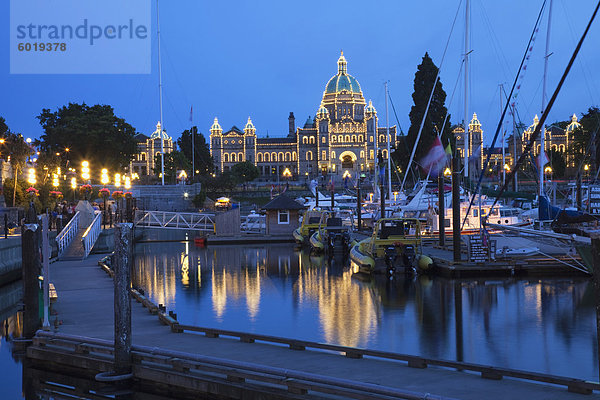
42 254 599 399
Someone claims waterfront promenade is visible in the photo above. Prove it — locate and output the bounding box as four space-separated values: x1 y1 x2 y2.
46 254 599 400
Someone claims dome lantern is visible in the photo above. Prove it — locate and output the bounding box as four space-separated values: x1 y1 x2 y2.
337 50 347 75
210 117 222 135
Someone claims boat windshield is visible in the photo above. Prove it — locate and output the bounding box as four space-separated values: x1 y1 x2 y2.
378 220 419 239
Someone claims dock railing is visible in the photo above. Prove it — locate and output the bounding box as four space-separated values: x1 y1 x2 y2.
81 211 102 259
56 211 80 257
134 210 215 233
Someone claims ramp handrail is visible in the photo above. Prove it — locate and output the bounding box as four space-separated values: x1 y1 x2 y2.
56 211 80 257
134 210 215 232
81 211 102 259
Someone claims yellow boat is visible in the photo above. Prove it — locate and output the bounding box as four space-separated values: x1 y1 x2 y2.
350 217 434 275
309 213 351 256
293 209 327 245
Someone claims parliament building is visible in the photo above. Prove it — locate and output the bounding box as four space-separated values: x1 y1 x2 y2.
209 53 397 182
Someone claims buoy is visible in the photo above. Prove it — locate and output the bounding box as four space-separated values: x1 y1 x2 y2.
417 255 434 271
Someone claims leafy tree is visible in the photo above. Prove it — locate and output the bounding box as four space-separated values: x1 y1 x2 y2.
400 53 452 173
230 161 259 183
153 150 191 183
0 116 8 137
547 148 566 178
199 173 236 192
177 126 213 178
37 103 138 175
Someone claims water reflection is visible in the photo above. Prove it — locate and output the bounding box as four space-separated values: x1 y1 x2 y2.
134 242 598 380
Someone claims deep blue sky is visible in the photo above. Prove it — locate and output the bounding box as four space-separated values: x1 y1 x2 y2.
1 0 599 146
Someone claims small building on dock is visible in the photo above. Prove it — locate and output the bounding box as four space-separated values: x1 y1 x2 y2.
262 195 303 235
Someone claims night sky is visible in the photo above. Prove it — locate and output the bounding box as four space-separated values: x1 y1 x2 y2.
1 0 599 146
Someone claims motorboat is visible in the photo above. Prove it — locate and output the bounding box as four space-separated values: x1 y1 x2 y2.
293 209 326 245
309 213 351 256
241 211 265 233
350 217 434 275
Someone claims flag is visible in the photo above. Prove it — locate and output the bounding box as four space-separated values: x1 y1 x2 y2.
189 106 193 122
537 151 549 169
420 136 446 176
445 143 452 156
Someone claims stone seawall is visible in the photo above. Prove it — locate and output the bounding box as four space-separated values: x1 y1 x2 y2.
131 184 201 212
0 237 21 286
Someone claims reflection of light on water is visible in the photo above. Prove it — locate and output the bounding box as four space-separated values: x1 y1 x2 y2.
296 256 379 348
212 268 227 321
180 252 189 287
523 282 542 326
245 269 260 320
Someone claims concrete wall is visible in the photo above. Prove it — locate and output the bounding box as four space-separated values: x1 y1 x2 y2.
132 183 201 212
0 237 21 286
91 227 115 254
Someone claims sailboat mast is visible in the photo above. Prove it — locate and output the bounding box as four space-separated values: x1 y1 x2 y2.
500 83 505 186
385 81 392 201
540 0 553 197
157 0 165 186
463 0 470 182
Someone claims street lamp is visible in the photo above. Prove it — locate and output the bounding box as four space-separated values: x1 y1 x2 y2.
114 173 121 188
443 167 451 177
101 168 109 185
71 177 77 202
124 176 131 190
81 161 90 181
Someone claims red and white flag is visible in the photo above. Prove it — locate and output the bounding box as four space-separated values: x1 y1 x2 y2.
420 136 446 176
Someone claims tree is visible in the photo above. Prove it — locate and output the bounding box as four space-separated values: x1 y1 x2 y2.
153 150 191 183
4 132 33 205
547 148 566 178
37 103 138 174
177 126 213 178
230 161 259 183
401 53 453 173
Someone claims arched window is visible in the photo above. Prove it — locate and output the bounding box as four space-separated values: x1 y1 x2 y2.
379 135 385 142
331 151 336 159
292 152 297 161
239 152 244 162
360 150 365 159
257 153 263 162
331 136 336 143
224 153 229 162
264 153 270 162
231 153 236 162
322 136 326 144
358 135 364 142
369 135 373 142
345 135 350 142
141 153 146 161
559 144 565 152
302 136 308 144
322 150 327 160
552 144 558 151
278 152 284 162
369 150 374 159
309 136 315 144
339 135 343 142
306 151 313 161
285 152 291 162
382 149 388 158
352 135 357 142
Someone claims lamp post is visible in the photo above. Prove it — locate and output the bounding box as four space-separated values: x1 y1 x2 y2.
81 161 90 183
71 177 77 202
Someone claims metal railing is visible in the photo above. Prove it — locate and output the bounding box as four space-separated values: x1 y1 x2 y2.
134 210 215 232
55 211 80 257
82 211 102 259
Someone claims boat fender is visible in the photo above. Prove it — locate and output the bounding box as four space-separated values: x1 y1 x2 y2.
417 255 434 271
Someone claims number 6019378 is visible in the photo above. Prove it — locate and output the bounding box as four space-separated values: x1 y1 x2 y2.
17 42 66 51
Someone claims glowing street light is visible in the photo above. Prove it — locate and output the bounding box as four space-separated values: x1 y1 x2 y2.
27 168 36 185
114 173 121 187
52 173 59 188
101 168 109 185
124 176 131 190
443 167 451 177
81 161 90 181
283 167 292 178
70 177 77 189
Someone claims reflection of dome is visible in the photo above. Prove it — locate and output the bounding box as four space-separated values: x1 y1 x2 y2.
566 113 582 133
324 51 362 94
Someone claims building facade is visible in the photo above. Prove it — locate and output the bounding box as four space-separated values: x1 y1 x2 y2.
522 113 582 167
130 121 174 179
210 53 396 182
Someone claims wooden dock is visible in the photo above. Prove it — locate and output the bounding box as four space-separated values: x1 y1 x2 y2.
25 253 600 399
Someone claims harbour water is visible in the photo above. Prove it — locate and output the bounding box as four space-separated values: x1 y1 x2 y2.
134 242 598 381
0 241 598 398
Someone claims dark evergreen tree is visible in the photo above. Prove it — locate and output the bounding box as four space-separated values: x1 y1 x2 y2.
177 126 213 177
402 53 452 170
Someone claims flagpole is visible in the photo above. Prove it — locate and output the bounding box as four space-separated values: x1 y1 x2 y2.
385 81 392 202
157 0 165 186
191 106 195 181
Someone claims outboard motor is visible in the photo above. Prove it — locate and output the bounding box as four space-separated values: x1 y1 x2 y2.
384 246 397 275
402 245 416 275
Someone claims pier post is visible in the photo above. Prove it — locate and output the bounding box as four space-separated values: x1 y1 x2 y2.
577 173 582 210
438 174 445 247
22 223 41 339
380 180 385 220
592 235 600 382
452 156 461 262
41 215 50 330
331 179 335 210
114 223 133 375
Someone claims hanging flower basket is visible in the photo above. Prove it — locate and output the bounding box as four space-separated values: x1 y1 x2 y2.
49 190 63 200
124 191 133 198
99 188 111 199
112 190 124 200
26 187 39 198
79 184 93 200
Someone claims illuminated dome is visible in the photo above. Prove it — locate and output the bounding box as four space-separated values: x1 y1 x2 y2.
245 116 255 130
211 117 222 131
566 113 582 133
324 51 362 94
316 104 329 117
365 100 377 114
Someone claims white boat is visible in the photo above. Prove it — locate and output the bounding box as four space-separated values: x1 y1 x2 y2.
241 211 265 233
